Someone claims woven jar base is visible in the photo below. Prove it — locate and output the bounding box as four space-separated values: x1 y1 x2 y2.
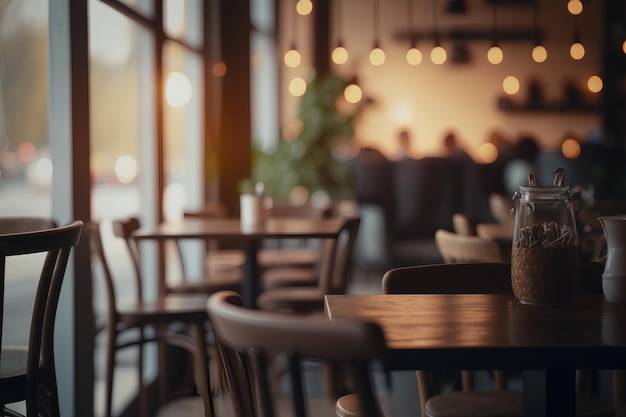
511 246 579 304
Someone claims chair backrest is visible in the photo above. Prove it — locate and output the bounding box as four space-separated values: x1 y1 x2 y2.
85 222 120 327
489 193 514 225
0 219 83 417
318 216 361 295
435 228 503 263
451 213 477 236
206 290 387 417
111 217 145 300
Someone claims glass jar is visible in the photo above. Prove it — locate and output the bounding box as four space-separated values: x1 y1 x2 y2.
511 186 581 304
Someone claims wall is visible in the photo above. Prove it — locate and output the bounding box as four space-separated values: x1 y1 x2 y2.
279 0 605 161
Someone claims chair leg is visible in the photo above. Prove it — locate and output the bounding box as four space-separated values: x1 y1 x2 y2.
191 320 214 417
138 328 148 417
105 327 117 417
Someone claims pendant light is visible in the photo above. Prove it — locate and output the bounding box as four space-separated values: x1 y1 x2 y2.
569 6 585 60
487 4 503 64
284 0 301 68
430 0 446 65
531 0 547 63
369 0 385 66
406 0 422 65
331 0 349 65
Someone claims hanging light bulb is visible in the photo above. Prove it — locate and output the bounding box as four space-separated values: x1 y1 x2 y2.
570 19 585 60
296 0 313 15
531 1 547 63
331 0 349 65
369 0 385 66
284 43 301 68
405 0 421 65
567 0 583 15
284 0 301 68
430 0 446 64
487 4 503 64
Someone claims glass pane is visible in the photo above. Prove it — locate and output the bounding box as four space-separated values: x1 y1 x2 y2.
163 40 203 220
106 0 154 19
164 0 203 50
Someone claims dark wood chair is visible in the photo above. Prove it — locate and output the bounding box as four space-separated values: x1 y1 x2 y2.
256 216 361 314
381 261 614 417
0 219 83 417
87 220 213 417
435 228 504 263
206 290 387 417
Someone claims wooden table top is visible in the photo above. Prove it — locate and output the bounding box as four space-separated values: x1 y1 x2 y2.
325 293 626 371
132 217 348 241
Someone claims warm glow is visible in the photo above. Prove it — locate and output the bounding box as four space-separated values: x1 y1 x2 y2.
502 76 520 95
289 77 307 96
406 48 423 65
344 84 362 104
369 47 386 66
17 142 36 163
567 0 583 15
487 46 503 64
561 138 582 159
431 46 447 64
479 143 498 164
115 155 137 184
289 186 310 205
284 49 301 67
164 182 187 222
166 72 192 107
588 75 603 93
570 42 585 60
532 45 548 63
296 0 313 16
332 46 349 65
212 61 227 77
623 40 626 55
282 119 304 141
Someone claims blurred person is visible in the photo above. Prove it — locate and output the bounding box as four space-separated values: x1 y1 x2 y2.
503 134 540 194
394 129 413 160
442 130 471 161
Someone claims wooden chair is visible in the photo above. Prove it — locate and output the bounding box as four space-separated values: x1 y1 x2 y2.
435 228 503 263
87 220 213 417
381 261 615 417
206 290 387 417
116 216 241 297
256 216 361 314
451 213 477 236
0 219 83 417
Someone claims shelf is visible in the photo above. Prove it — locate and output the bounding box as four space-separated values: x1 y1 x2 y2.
496 97 600 114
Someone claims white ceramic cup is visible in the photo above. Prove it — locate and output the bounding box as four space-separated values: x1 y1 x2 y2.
240 194 265 227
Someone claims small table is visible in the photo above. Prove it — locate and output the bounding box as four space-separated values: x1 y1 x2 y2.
325 293 626 417
133 217 347 308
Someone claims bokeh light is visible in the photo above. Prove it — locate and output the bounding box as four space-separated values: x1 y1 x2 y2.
17 142 36 163
332 46 348 65
487 46 503 64
567 0 583 15
587 75 603 93
532 45 548 63
288 185 310 205
289 77 307 97
282 119 304 142
296 0 313 16
166 72 192 107
406 48 422 65
26 157 53 189
284 49 302 68
479 143 498 163
115 155 137 184
561 138 582 159
344 84 362 104
503 76 520 95
369 47 386 66
212 61 227 77
570 42 585 60
431 46 447 64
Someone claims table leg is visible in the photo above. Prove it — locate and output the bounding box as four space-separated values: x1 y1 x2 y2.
242 240 259 308
523 368 576 417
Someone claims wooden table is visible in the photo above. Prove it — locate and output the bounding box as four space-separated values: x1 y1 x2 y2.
133 217 347 308
325 293 626 417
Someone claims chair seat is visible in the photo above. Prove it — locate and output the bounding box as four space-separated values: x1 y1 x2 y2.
117 295 209 326
0 348 28 404
425 390 614 417
336 393 392 417
167 269 242 295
